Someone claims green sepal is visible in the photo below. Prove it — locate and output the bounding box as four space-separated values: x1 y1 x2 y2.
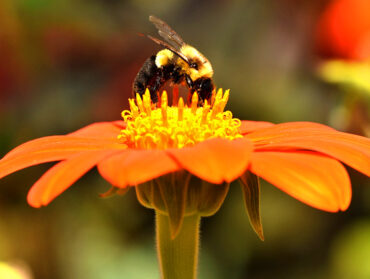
135 180 165 212
99 186 130 198
187 178 229 217
158 172 190 239
239 172 264 241
136 172 191 238
136 171 230 239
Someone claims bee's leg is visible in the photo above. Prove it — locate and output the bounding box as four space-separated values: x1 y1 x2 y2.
184 74 200 105
171 66 183 84
144 67 172 104
185 74 193 88
152 70 166 94
151 74 161 92
192 78 213 103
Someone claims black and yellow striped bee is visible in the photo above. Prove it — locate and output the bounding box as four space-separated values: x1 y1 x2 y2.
133 15 214 103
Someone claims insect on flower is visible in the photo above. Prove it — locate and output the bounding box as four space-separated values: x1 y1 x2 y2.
133 16 214 103
1 14 370 279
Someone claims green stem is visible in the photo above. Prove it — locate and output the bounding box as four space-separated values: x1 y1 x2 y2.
156 212 201 279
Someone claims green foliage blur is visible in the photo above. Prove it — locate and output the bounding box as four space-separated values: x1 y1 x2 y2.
0 0 369 278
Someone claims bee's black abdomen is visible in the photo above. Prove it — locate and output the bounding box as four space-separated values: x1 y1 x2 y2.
133 55 186 103
133 55 160 102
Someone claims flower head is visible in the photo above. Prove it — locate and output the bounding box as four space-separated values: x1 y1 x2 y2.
0 89 369 235
119 89 241 149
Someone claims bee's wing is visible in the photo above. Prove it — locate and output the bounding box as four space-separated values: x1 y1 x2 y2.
148 35 190 64
149 15 185 49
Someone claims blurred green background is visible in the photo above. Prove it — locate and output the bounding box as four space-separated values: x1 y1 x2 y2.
0 0 370 278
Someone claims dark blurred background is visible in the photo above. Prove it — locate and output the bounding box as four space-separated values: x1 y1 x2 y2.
0 0 370 278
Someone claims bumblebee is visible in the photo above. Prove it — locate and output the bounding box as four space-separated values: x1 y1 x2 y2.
133 15 214 103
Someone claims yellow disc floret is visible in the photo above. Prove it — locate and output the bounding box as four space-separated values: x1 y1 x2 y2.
119 89 243 149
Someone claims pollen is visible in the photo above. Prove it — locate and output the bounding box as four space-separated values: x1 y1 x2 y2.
119 88 242 149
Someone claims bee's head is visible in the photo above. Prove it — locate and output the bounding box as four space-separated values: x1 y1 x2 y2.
179 45 213 81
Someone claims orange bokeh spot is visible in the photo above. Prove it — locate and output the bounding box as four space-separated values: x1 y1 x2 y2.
316 0 370 60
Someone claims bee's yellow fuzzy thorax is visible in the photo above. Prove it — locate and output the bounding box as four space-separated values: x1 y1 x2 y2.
180 45 213 80
155 46 213 81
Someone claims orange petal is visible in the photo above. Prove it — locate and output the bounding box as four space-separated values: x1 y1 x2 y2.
247 123 370 177
98 149 180 188
27 150 118 208
0 136 125 180
240 120 274 134
3 136 124 159
70 121 125 138
167 138 253 184
250 151 351 212
246 121 334 142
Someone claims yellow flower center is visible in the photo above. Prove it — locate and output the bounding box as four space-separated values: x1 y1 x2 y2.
119 88 242 149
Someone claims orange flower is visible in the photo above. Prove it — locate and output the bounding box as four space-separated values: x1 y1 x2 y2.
316 0 370 60
0 89 369 213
